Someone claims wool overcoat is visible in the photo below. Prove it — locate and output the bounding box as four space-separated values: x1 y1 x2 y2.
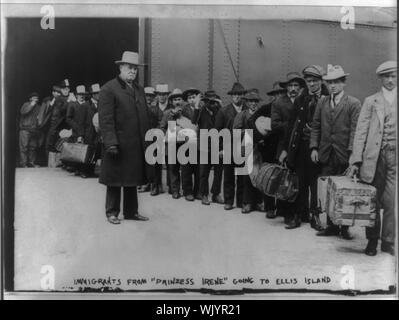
98 76 154 186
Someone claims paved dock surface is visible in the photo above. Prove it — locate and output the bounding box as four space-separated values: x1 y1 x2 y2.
13 168 396 296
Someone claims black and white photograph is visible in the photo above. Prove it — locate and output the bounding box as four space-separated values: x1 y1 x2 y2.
1 0 397 300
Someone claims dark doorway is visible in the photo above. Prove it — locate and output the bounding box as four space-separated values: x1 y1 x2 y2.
3 17 139 291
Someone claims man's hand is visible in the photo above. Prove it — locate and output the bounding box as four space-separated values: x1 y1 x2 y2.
346 164 359 179
311 149 319 163
67 93 76 102
106 145 119 157
194 93 202 109
77 136 84 144
279 150 288 164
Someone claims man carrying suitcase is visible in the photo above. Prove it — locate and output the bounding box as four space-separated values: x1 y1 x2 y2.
310 65 361 239
348 61 397 256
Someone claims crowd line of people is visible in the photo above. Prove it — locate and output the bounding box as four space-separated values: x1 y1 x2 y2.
19 50 397 256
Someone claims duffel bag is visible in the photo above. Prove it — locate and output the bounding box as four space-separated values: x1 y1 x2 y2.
253 163 282 196
60 142 94 164
275 166 299 202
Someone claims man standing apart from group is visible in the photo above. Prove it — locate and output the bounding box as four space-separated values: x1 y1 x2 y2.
98 51 153 224
348 61 397 256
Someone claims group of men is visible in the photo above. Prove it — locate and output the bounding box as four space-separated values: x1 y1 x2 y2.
19 80 101 177
20 50 396 257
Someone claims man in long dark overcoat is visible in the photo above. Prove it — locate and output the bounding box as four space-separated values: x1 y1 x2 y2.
98 51 154 224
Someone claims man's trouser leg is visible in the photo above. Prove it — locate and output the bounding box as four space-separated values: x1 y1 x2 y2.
181 163 194 196
106 186 121 218
243 174 259 206
366 146 396 244
210 163 223 197
199 163 211 196
294 141 309 221
223 164 235 205
168 163 181 194
235 173 244 208
19 130 29 167
123 187 139 218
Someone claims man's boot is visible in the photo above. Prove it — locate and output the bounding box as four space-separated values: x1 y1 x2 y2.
365 239 378 256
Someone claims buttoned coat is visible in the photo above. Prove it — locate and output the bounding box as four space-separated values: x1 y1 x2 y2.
284 86 329 168
98 76 154 186
271 94 295 159
349 90 397 183
310 93 361 165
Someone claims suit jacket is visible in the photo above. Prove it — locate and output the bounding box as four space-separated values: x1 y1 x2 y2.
148 102 172 129
66 101 88 140
84 99 98 145
310 93 361 165
350 90 397 183
49 95 69 131
37 96 55 132
271 94 295 159
215 103 247 132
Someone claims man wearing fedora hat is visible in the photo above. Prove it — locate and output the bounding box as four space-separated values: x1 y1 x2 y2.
348 61 397 256
310 64 361 239
19 92 41 167
160 88 185 199
233 90 263 214
279 66 329 230
46 79 72 153
98 51 154 224
65 85 91 177
215 82 247 210
149 84 173 196
271 72 306 223
80 83 102 178
247 81 285 219
192 90 224 205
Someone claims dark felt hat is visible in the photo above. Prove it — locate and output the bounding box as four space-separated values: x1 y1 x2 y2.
227 82 246 95
280 72 306 88
28 92 39 99
182 88 201 101
266 81 286 96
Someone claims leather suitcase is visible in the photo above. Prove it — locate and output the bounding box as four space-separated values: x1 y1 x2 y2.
325 176 377 227
252 163 299 202
60 142 94 164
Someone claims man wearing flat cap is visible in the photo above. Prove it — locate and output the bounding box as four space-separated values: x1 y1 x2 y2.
310 64 361 239
280 65 329 230
348 61 397 256
19 92 41 167
233 90 263 214
191 90 224 205
98 51 154 224
247 81 285 219
215 82 247 210
271 72 306 224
